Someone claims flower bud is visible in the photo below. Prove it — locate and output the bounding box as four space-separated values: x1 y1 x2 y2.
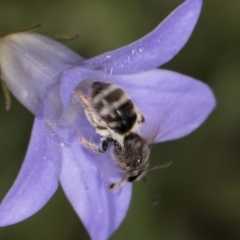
0 31 83 115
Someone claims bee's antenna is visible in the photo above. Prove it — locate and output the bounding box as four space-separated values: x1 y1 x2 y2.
141 161 172 206
141 176 159 206
147 161 172 172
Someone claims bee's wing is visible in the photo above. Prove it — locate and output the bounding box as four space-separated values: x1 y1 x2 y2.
139 103 166 144
140 92 189 144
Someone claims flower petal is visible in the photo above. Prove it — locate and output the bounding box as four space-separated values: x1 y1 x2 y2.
0 32 83 114
82 0 202 74
0 114 62 226
59 127 132 240
106 69 216 142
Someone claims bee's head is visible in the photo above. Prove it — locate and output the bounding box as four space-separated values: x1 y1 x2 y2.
110 133 151 190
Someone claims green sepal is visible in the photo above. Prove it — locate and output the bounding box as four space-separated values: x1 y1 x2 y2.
0 24 41 38
52 34 79 41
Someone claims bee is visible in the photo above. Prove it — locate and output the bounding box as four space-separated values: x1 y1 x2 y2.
76 81 145 151
76 82 170 196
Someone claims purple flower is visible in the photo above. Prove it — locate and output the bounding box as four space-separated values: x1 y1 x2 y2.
0 0 215 239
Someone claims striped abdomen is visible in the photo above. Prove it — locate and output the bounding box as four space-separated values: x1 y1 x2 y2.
91 82 144 135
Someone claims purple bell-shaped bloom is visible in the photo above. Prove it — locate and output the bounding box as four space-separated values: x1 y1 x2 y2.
0 0 215 239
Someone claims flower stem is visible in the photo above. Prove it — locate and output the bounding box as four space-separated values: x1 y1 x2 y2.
1 79 11 112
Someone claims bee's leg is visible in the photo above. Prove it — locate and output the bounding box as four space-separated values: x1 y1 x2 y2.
108 174 129 191
100 137 113 152
101 137 123 152
76 90 105 129
78 134 112 153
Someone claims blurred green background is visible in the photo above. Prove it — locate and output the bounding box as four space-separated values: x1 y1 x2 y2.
0 0 240 239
